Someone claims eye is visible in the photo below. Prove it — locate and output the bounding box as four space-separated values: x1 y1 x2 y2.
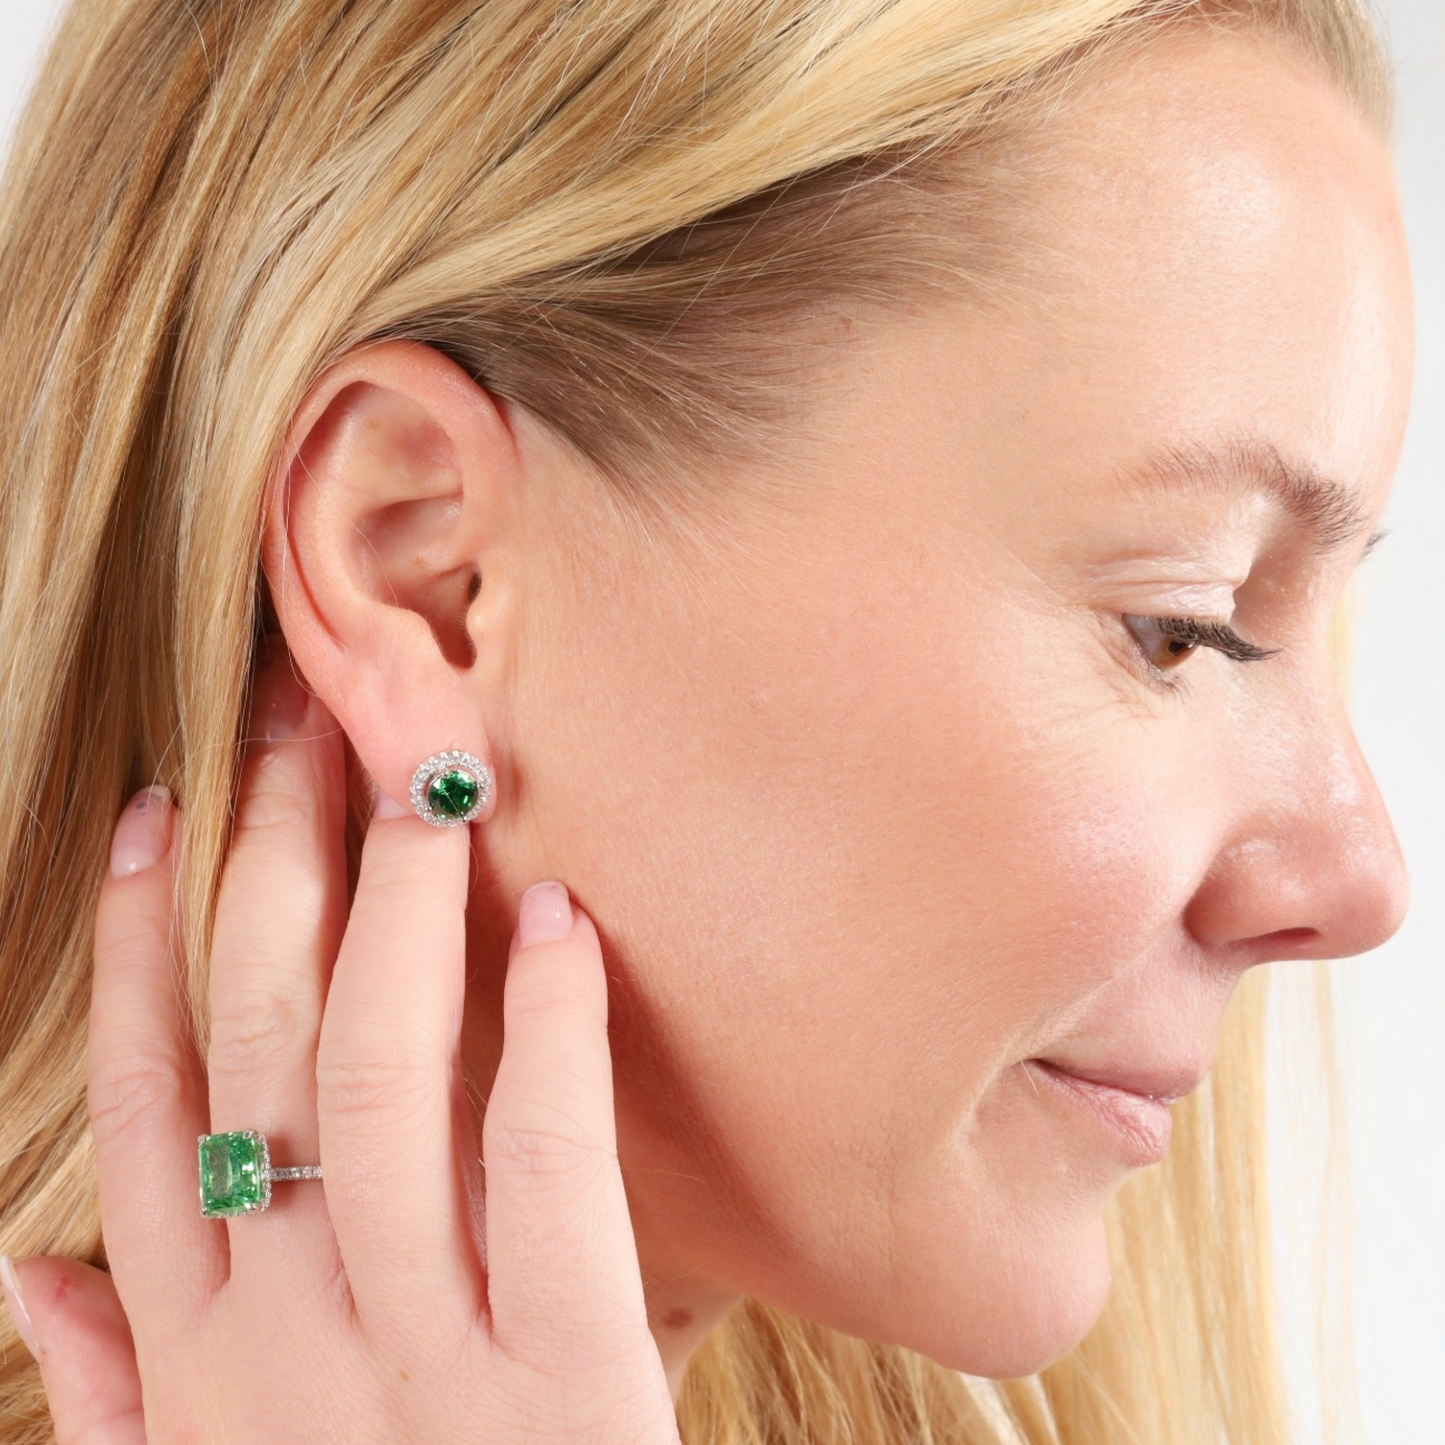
1121 614 1284 692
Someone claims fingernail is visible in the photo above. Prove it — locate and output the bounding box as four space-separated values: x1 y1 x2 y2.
109 786 175 878
246 636 310 751
375 789 410 820
518 881 573 947
0 1255 39 1359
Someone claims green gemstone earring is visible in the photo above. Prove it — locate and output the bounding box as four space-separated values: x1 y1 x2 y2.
409 749 493 827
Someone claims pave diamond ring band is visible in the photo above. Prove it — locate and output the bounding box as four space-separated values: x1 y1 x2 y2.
199 1130 323 1218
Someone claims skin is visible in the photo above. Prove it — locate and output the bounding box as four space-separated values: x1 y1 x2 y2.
8 21 1414 1434
273 27 1413 1390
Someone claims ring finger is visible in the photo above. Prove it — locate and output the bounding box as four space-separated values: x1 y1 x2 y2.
205 636 349 1290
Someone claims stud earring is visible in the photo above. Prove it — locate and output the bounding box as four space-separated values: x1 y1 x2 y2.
409 749 493 827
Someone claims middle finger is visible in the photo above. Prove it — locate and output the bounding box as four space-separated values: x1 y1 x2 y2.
206 636 348 1290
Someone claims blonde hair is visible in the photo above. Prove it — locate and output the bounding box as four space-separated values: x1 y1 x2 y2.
0 1 1391 1441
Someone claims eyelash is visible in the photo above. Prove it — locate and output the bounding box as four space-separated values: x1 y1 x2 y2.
1122 614 1284 694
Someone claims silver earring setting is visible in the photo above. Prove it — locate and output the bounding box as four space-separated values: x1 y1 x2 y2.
409 749 493 827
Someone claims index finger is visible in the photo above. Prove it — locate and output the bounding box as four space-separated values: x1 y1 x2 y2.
481 884 653 1364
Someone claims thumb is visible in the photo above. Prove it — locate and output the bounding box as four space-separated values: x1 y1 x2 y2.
1 1255 146 1443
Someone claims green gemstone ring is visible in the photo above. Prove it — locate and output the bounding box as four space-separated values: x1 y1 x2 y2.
409 748 493 827
198 1130 322 1218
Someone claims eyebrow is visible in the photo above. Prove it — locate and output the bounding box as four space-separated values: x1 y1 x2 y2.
1115 435 1389 564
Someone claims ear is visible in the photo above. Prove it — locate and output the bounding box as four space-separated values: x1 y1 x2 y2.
259 340 520 819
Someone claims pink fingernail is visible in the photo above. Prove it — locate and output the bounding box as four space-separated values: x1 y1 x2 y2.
108 786 175 878
374 789 410 820
245 636 310 751
0 1255 39 1359
518 881 573 947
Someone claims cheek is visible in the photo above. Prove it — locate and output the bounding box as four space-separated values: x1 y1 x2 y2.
833 581 1185 1031
532 533 1195 1367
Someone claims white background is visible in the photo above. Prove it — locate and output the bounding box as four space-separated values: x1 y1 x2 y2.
0 3 1437 1441
1322 4 1444 1441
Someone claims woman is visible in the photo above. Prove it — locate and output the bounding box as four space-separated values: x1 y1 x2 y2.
0 0 1411 1440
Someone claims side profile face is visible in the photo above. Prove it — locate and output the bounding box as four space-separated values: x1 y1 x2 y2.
268 23 1414 1388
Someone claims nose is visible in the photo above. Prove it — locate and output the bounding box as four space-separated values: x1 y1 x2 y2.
1182 675 1411 965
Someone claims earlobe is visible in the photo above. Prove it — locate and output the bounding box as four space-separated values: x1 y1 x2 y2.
257 340 517 818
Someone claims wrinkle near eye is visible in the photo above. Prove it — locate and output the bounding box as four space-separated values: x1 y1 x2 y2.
1083 611 1179 717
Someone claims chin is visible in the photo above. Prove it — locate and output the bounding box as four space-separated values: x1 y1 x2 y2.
866 1213 1117 1380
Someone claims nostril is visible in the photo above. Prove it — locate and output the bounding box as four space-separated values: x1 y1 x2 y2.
1256 926 1321 958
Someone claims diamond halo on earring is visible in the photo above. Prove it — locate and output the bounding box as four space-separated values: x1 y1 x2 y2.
409 749 493 827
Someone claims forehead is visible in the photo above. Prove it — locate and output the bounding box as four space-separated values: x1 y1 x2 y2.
992 24 1414 522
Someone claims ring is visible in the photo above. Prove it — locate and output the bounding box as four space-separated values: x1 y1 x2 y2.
198 1129 323 1218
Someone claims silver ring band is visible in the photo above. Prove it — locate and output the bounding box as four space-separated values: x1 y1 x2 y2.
266 1164 323 1182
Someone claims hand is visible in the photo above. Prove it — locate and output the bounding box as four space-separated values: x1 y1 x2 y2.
7 652 680 1443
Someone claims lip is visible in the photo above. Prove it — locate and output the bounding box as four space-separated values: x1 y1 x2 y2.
1023 1059 1178 1167
1032 1058 1206 1106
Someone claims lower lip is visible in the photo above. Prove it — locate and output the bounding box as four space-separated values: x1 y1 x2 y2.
1024 1059 1173 1166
